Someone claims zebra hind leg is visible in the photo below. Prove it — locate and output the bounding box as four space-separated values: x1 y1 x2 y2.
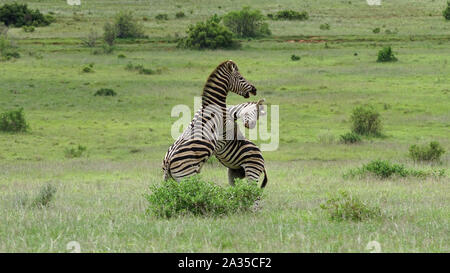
228 167 246 186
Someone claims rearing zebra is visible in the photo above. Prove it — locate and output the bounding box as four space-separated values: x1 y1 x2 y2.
215 99 268 188
162 60 257 181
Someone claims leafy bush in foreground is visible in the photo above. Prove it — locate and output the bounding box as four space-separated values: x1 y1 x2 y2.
271 10 309 21
178 15 238 49
145 176 263 218
0 108 28 132
409 142 445 162
31 183 57 208
223 7 271 38
344 160 426 179
0 3 54 27
351 105 382 136
320 190 382 221
377 46 397 62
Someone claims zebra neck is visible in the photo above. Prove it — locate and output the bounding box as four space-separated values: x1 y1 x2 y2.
201 69 229 108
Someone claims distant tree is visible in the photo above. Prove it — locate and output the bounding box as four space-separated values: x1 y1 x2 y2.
223 7 271 38
0 3 54 27
443 1 450 20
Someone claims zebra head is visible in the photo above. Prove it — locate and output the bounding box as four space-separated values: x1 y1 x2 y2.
223 60 257 98
242 99 266 129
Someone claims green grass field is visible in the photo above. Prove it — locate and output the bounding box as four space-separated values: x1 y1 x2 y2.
0 0 449 252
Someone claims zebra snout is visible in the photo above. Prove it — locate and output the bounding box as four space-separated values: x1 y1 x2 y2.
250 86 257 95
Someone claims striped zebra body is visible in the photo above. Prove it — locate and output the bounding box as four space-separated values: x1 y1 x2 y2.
162 60 257 181
214 100 268 188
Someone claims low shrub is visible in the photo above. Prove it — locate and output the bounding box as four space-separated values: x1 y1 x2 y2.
223 7 271 38
272 10 309 21
103 22 117 46
94 88 116 96
350 105 382 136
82 66 93 73
178 15 238 49
65 145 87 158
0 35 20 61
125 62 159 75
377 46 397 62
320 23 330 30
31 183 57 208
443 1 450 20
344 160 426 179
0 108 29 132
340 132 361 144
155 14 169 20
372 27 380 33
320 190 382 221
175 11 185 18
0 3 54 27
409 141 445 162
291 54 300 61
145 176 263 218
22 25 35 33
114 11 145 38
81 29 99 47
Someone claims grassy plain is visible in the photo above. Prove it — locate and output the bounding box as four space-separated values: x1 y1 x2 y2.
0 0 449 252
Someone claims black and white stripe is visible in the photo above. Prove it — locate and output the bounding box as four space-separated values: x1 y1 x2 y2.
162 60 257 181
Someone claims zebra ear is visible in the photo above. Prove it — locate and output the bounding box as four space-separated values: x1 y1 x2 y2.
227 60 236 72
257 98 265 105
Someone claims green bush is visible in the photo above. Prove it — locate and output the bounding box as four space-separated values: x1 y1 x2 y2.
65 145 87 158
145 176 263 218
223 7 271 38
320 190 382 221
272 10 309 21
82 66 93 73
178 15 238 49
291 54 300 61
320 23 330 30
443 1 450 20
22 25 35 33
114 11 145 38
0 3 54 27
155 14 169 20
103 22 117 46
94 88 117 96
0 35 20 61
350 105 382 136
0 108 29 132
345 160 427 179
340 132 362 144
372 27 380 33
175 11 185 18
31 183 56 208
377 46 397 62
409 142 445 162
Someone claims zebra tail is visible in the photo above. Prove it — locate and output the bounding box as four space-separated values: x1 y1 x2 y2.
261 168 268 188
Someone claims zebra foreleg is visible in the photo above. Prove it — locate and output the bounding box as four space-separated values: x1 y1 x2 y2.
228 167 246 186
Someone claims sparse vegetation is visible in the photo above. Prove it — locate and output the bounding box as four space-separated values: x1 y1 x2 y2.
0 34 20 61
31 183 57 208
320 23 330 30
155 14 169 21
81 29 99 47
340 132 361 144
377 46 398 62
145 176 263 218
0 108 29 132
409 141 445 162
175 11 185 18
64 145 87 158
350 105 382 136
271 10 309 21
94 88 117 96
320 191 382 221
223 7 271 38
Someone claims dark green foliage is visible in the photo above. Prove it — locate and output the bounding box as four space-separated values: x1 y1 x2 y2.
443 1 450 20
22 25 35 33
409 142 445 162
0 3 54 27
145 176 263 218
65 145 87 158
320 191 381 221
345 160 427 179
94 88 116 96
0 108 28 132
178 15 238 49
82 66 93 73
155 14 169 20
291 54 300 61
340 132 362 144
373 27 380 33
114 11 145 38
377 46 397 62
31 184 56 208
272 10 309 21
351 105 382 136
103 22 117 46
320 23 330 30
222 7 271 38
175 11 185 18
117 54 126 58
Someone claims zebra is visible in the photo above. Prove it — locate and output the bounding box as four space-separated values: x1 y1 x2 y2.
214 99 268 188
162 60 257 181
